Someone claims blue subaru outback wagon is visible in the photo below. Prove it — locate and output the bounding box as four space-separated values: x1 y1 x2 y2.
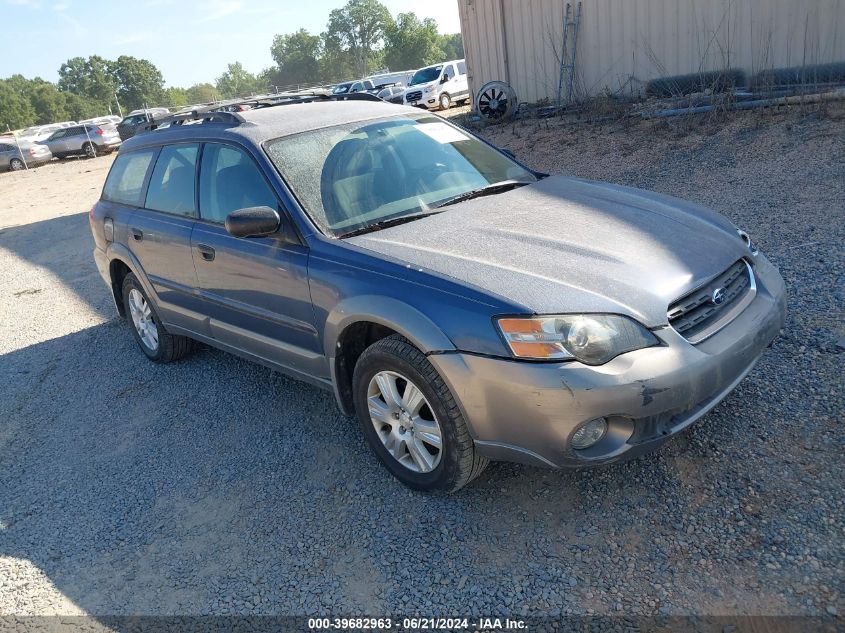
90 93 785 491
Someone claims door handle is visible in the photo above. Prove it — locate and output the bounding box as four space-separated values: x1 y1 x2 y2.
130 227 143 241
196 244 215 261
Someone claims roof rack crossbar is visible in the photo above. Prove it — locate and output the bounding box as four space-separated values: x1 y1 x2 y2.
137 108 244 133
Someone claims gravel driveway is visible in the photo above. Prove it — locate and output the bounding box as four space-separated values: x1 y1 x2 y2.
0 107 842 621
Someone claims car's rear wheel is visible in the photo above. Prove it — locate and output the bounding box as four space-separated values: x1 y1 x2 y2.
439 93 451 110
9 158 24 171
352 334 487 492
83 142 97 158
121 273 193 363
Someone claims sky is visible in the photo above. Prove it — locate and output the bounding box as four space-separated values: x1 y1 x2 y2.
0 0 462 87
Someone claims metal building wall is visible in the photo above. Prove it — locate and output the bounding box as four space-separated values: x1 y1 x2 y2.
458 0 845 103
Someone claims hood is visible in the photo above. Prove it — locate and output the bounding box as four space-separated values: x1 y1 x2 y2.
348 176 748 327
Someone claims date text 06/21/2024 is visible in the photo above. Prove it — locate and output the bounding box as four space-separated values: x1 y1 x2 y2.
307 617 528 630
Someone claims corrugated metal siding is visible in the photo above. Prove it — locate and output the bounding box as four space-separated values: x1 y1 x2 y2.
458 0 845 103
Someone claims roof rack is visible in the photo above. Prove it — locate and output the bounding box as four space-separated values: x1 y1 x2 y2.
137 107 243 134
136 91 386 135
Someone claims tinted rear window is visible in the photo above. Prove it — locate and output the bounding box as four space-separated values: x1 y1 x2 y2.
102 149 156 207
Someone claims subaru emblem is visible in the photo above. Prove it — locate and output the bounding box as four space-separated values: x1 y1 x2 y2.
711 287 727 305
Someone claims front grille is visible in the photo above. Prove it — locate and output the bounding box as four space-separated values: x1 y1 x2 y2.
405 90 422 102
668 259 753 342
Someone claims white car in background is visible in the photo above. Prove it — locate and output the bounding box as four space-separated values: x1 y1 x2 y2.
17 124 63 143
403 59 469 111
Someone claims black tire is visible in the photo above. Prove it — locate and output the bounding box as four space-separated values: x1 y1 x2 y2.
83 142 97 158
121 273 193 363
352 334 487 492
9 158 24 171
439 92 451 111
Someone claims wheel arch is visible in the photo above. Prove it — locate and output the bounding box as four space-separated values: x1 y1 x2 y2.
104 243 157 318
324 296 456 415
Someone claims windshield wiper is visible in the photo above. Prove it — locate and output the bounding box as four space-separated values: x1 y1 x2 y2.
338 210 444 238
432 180 531 209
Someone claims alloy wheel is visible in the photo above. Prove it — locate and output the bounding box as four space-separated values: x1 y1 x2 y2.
367 370 443 473
128 288 159 351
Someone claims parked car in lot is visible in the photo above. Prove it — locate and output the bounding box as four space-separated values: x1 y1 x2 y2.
17 124 63 143
331 79 376 95
81 115 122 126
116 108 170 141
0 138 52 171
90 98 786 492
404 59 469 110
42 123 121 158
376 84 406 103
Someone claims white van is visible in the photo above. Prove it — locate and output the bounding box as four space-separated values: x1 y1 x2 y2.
403 59 469 110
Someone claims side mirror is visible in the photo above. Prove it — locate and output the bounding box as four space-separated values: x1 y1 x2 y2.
441 74 449 84
225 206 281 238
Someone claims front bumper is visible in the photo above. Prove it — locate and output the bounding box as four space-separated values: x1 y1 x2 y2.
430 256 787 468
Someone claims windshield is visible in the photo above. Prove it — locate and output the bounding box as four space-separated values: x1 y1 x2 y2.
265 114 536 237
409 66 442 86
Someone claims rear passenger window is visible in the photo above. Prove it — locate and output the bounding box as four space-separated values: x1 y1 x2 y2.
102 149 156 207
145 144 199 217
457 61 466 75
199 144 277 224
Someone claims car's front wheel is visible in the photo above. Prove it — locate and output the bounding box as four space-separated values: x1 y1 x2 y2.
352 334 487 492
121 273 193 363
439 93 451 110
9 158 24 171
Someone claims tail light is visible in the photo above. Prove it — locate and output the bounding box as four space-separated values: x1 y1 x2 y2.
95 127 104 135
29 147 38 155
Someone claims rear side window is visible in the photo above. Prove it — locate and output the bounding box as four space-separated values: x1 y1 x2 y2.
457 61 466 75
102 149 156 207
199 143 277 224
145 144 199 217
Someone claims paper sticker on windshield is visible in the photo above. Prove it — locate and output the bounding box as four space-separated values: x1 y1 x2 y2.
415 122 469 144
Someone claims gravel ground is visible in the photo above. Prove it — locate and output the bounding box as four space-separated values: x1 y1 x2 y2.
0 106 842 621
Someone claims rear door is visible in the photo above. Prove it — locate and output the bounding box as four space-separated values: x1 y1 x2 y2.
127 143 206 333
191 142 323 378
63 126 84 153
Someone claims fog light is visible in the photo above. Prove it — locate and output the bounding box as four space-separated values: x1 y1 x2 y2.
571 418 608 450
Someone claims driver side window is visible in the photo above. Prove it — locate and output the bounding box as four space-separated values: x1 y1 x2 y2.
199 144 278 224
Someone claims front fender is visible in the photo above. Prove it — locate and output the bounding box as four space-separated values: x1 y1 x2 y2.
322 295 456 360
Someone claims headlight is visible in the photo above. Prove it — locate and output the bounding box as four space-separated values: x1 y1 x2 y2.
737 229 759 255
423 85 433 93
496 314 659 365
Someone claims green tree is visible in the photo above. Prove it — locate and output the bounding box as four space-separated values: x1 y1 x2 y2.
438 33 464 61
215 62 264 98
185 83 219 104
0 80 36 130
383 13 443 71
271 29 323 88
320 30 356 83
164 86 188 108
325 0 392 77
57 55 115 107
61 92 103 120
29 80 70 124
113 56 165 111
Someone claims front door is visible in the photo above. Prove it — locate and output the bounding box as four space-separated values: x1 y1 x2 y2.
191 142 323 379
127 143 205 332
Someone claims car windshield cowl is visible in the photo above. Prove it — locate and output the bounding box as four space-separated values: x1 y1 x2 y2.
432 180 533 209
337 210 445 238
